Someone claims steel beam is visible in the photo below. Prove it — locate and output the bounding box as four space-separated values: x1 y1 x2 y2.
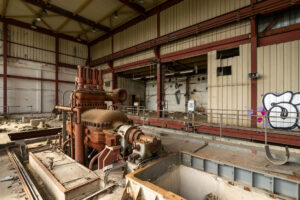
103 35 250 74
3 22 7 115
8 128 62 140
0 74 73 84
55 37 59 106
250 16 258 128
90 0 183 45
156 63 165 118
0 17 88 45
23 0 110 32
119 0 146 16
90 0 300 66
258 23 300 46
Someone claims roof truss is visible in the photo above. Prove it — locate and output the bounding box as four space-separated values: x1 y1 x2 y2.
23 0 110 32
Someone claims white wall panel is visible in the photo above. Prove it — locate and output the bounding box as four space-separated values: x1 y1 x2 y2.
207 43 251 127
91 37 112 60
160 20 250 56
114 49 154 67
0 58 77 114
58 83 74 106
145 80 157 111
160 0 250 35
257 40 300 110
114 15 157 52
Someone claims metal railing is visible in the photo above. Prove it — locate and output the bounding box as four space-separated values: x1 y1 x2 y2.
119 105 300 135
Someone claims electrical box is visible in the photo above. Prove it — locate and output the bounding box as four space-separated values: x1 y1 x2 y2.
188 100 196 112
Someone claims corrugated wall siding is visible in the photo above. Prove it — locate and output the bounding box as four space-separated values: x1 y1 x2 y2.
113 15 157 52
8 25 55 64
208 43 251 127
160 0 250 35
59 39 88 66
91 37 112 61
160 20 250 55
7 25 88 66
257 40 300 108
114 49 154 67
0 59 76 113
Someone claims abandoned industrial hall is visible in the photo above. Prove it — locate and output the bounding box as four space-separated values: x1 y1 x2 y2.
0 0 300 199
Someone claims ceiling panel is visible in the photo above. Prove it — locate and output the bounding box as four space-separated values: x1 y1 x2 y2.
5 0 38 17
50 0 84 13
80 0 122 22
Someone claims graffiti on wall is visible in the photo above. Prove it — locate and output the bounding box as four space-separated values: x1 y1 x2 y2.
262 91 300 130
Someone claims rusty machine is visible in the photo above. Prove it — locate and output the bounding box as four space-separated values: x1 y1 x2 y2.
55 66 161 170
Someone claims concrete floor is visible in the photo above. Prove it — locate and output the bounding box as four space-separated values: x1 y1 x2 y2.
0 149 26 200
0 116 300 199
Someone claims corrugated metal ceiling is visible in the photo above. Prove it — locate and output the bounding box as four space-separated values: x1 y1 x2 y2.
2 0 165 41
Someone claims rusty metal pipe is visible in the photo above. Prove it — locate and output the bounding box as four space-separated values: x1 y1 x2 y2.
89 152 101 170
62 137 71 153
75 123 84 164
92 68 98 89
77 65 85 89
98 70 103 91
55 105 72 111
85 67 91 89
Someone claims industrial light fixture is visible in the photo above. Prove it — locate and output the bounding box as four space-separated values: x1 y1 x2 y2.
76 36 82 42
165 73 175 76
180 70 194 74
36 14 42 21
146 75 155 79
133 77 142 81
91 28 97 33
113 11 119 19
31 21 37 29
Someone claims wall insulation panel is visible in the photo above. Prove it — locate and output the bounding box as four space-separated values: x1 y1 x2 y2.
90 37 112 61
145 74 208 112
0 58 76 114
8 25 55 64
160 0 250 36
257 40 300 110
160 20 250 56
114 49 154 67
208 43 251 127
113 15 157 52
59 39 88 66
146 80 157 111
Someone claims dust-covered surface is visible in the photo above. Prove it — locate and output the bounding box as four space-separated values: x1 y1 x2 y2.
94 170 126 200
152 165 273 200
0 149 27 200
0 116 62 134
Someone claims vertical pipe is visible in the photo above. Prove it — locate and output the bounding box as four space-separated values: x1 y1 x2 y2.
77 65 84 89
87 44 91 66
250 16 258 128
3 22 7 115
156 64 165 118
75 108 84 164
98 70 103 90
112 71 118 90
85 67 91 89
55 37 59 106
62 110 67 144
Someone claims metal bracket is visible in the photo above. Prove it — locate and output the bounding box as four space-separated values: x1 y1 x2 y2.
265 145 289 166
